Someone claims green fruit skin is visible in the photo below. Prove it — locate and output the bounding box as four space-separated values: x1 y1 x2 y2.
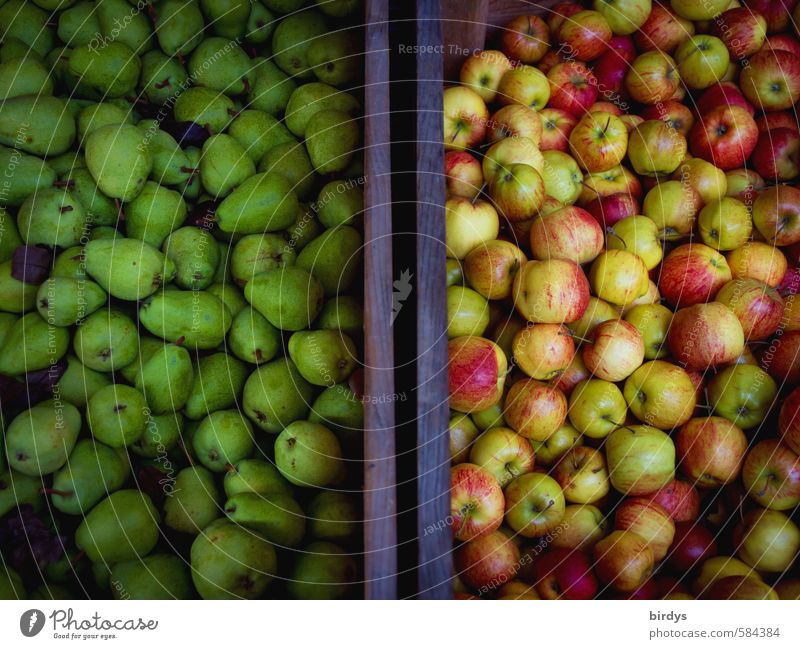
155 0 205 56
0 145 56 206
189 37 253 95
66 167 119 226
136 344 194 414
274 420 344 488
126 182 188 249
119 335 163 384
68 42 141 98
246 2 276 43
309 384 364 450
110 554 193 600
0 260 38 313
287 541 356 599
31 584 73 600
162 226 220 290
228 109 296 162
248 58 297 115
173 87 235 134
308 32 359 86
287 205 322 250
0 312 16 346
58 1 101 46
216 171 298 234
50 150 87 176
271 11 328 79
96 0 154 52
73 308 139 372
87 383 148 448
139 50 190 106
164 466 221 534
228 306 281 365
55 355 112 408
317 295 363 338
305 109 359 174
132 411 183 458
316 0 361 17
202 0 250 39
193 409 255 472
207 282 248 318
85 124 152 201
258 141 315 198
75 490 161 563
184 352 249 420
36 277 107 327
316 179 363 228
17 188 87 248
0 0 54 56
242 358 314 433
225 492 306 548
139 290 232 349
190 518 276 599
77 103 132 141
51 439 130 515
0 566 25 599
231 233 297 287
285 82 360 137
6 400 81 476
708 364 778 429
223 458 293 499
0 96 74 157
0 210 23 262
84 237 175 301
244 266 324 331
307 491 359 541
297 225 362 296
288 329 358 386
0 313 70 375
0 469 45 517
148 130 193 185
199 134 255 198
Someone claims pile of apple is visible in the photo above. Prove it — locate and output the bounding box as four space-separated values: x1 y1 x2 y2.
444 0 800 600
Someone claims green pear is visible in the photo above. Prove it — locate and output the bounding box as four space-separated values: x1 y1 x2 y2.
96 0 154 51
309 384 363 449
49 47 102 100
126 182 188 248
317 295 363 338
164 466 221 534
58 2 101 46
132 411 183 458
84 237 175 300
184 352 248 420
162 226 220 290
154 0 204 56
75 489 160 563
139 50 190 105
110 554 193 600
315 0 361 17
0 1 54 57
288 330 358 386
92 561 112 591
263 0 307 12
0 312 17 347
287 204 322 250
244 266 324 331
193 410 255 472
0 209 23 261
17 187 87 247
0 260 38 313
231 233 296 286
207 281 248 317
199 134 255 198
77 103 132 142
245 2 276 43
45 550 89 585
0 469 45 517
119 334 162 384
0 313 69 375
307 491 359 541
73 308 139 372
308 31 359 86
201 0 250 39
0 566 25 599
288 541 356 599
139 290 232 349
50 439 130 515
190 518 276 599
258 141 315 198
248 58 296 115
92 227 123 241
228 109 295 162
68 42 141 98
189 37 254 96
242 358 314 433
297 225 362 295
225 492 305 547
305 109 359 174
85 123 152 201
216 172 297 234
35 276 107 327
223 458 293 499
148 129 194 185
316 178 363 228
274 420 344 488
51 247 86 280
136 344 194 414
228 307 281 365
173 87 235 134
6 400 81 476
0 56 52 98
49 150 86 177
285 82 360 137
56 354 112 408
87 383 148 447
271 10 327 79
65 167 120 226
0 37 41 63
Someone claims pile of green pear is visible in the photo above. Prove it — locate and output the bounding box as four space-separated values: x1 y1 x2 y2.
0 0 366 600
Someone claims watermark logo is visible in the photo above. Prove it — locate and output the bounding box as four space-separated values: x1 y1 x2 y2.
392 268 414 324
20 609 45 637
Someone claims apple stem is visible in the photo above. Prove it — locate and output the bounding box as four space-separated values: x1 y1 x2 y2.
579 180 599 196
471 182 487 205
560 330 590 344
605 226 627 249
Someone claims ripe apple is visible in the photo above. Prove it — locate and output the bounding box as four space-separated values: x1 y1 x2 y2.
592 0 652 36
606 425 675 495
624 303 672 360
622 279 660 314
552 354 591 397
763 33 800 58
615 498 675 561
464 239 527 301
734 508 800 572
512 323 575 381
747 0 798 33
539 151 583 206
635 4 694 53
570 295 619 339
646 479 701 522
539 108 578 152
568 378 627 440
548 2 586 34
529 206 604 265
504 378 568 442
557 10 612 62
674 35 730 90
658 243 732 308
489 163 545 222
642 180 700 240
538 48 569 75
512 259 590 324
593 530 654 592
725 168 765 208
445 150 483 200
553 446 609 505
578 164 642 203
713 8 767 58
701 575 779 600
619 114 644 133
753 185 800 246
469 427 535 488
625 50 680 105
742 439 800 510
455 529 520 591
642 100 694 136
778 387 800 455
726 241 787 287
532 548 598 600
696 81 755 116
447 286 490 338
488 105 543 145
752 127 800 182
584 192 639 228
775 578 800 600
448 335 507 413
503 472 565 537
715 278 784 341
764 330 800 385
500 14 550 64
450 462 505 541
690 104 758 170
444 85 489 151
552 504 609 550
589 249 649 307
497 581 538 599
668 522 718 573
496 64 551 110
676 416 747 488
697 197 752 251
670 0 729 21
739 49 800 111
568 111 628 173
667 302 744 371
707 363 777 429
482 136 543 184
756 110 800 134
692 556 759 596
592 50 629 99
627 119 687 177
547 62 598 117
532 423 582 466
445 197 500 260
623 360 697 430
606 215 663 270
460 49 513 103
779 267 800 297
450 413 480 464
582 319 645 382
